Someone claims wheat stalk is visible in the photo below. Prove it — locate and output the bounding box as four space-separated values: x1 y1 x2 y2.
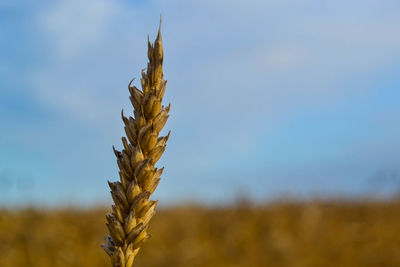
102 24 170 267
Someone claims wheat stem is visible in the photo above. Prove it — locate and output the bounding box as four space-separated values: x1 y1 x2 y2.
102 24 169 267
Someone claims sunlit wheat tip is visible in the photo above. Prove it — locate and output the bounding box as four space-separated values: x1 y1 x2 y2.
102 22 170 267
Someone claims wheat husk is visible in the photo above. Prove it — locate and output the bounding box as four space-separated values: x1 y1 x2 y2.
102 24 170 267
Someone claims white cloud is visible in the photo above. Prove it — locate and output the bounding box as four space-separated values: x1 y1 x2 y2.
30 0 148 127
255 45 309 71
29 69 109 123
37 0 121 59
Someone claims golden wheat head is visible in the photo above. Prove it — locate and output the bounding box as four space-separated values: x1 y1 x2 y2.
102 24 170 267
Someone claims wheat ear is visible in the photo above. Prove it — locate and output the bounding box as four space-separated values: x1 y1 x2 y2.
102 24 169 267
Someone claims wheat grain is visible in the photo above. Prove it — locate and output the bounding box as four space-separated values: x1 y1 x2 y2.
102 23 170 267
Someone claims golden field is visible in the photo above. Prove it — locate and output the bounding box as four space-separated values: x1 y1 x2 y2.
1 200 400 267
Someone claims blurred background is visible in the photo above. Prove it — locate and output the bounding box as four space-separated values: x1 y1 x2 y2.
1 0 400 266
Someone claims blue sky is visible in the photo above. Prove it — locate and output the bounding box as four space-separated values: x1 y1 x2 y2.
1 0 400 206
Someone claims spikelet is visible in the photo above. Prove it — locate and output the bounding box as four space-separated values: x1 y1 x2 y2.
102 23 170 267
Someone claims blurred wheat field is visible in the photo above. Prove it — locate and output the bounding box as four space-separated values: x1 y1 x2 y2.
1 201 400 267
